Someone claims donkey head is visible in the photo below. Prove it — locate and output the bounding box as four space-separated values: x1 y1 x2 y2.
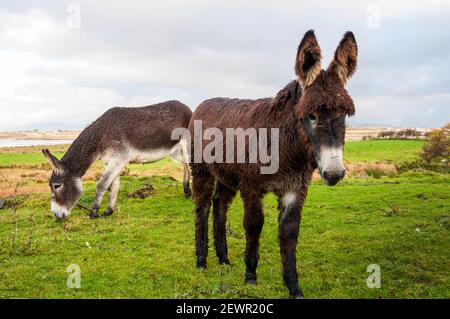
42 149 82 220
294 30 357 186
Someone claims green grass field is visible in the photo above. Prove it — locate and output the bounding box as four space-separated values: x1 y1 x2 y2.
0 139 426 167
343 139 425 163
0 140 448 298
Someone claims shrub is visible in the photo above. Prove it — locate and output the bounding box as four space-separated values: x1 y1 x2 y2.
396 159 449 174
420 128 450 164
393 128 420 139
378 130 395 139
365 166 383 179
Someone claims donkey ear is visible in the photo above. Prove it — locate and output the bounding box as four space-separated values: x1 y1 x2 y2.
294 30 322 88
42 149 62 172
328 31 358 84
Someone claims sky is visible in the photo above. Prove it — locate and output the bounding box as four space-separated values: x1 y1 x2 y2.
0 0 449 131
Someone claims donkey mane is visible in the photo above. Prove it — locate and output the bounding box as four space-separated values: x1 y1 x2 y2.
271 80 302 113
60 120 102 176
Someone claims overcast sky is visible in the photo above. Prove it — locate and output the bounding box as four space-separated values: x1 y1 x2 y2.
0 0 449 130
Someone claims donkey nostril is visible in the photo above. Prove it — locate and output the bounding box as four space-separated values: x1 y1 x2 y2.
323 169 345 185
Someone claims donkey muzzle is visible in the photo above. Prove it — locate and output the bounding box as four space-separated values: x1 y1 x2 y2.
322 169 346 186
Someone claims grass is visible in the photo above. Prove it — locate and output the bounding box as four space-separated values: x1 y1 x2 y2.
0 140 425 167
0 139 448 298
344 140 425 163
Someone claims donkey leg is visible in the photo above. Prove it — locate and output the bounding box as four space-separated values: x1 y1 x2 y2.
183 162 192 198
278 192 305 298
103 175 120 217
172 137 191 198
242 192 264 285
191 163 215 268
91 159 125 219
212 181 236 265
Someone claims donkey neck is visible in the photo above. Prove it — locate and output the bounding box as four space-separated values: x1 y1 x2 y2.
279 113 314 165
269 81 315 168
60 124 101 177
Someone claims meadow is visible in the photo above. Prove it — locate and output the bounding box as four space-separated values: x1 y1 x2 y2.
0 140 448 298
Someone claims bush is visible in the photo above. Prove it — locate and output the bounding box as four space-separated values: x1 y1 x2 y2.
378 130 395 139
420 128 450 164
393 128 421 139
396 159 449 174
365 166 382 178
364 165 397 178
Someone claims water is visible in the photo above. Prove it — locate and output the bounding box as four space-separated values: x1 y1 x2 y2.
0 139 73 148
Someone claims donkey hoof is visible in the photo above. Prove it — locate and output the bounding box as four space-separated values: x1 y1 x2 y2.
245 272 257 285
184 189 192 198
245 279 257 285
102 208 114 217
89 212 100 219
219 257 230 265
289 287 304 299
196 257 207 269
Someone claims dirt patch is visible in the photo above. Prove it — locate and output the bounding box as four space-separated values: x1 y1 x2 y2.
128 183 155 199
437 216 450 230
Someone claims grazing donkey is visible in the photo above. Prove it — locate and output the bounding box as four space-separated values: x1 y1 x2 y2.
43 101 192 220
189 30 357 298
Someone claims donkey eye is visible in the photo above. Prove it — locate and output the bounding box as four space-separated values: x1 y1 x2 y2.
308 114 317 124
52 183 62 190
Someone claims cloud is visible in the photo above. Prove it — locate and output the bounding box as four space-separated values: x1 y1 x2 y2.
0 1 449 130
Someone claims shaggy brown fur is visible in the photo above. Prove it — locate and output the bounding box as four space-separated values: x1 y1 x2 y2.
189 30 358 298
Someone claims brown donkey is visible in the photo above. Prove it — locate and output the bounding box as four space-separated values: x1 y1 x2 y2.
43 101 192 220
188 30 357 298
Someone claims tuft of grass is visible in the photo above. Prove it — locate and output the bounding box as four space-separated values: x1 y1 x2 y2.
365 166 383 179
378 199 401 217
363 164 397 179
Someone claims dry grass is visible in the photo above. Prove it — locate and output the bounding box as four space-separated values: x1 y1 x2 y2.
0 130 79 140
0 159 396 198
0 144 69 155
345 162 397 178
0 161 184 198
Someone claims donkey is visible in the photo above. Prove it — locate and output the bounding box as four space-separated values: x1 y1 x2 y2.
188 30 357 298
43 100 192 220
